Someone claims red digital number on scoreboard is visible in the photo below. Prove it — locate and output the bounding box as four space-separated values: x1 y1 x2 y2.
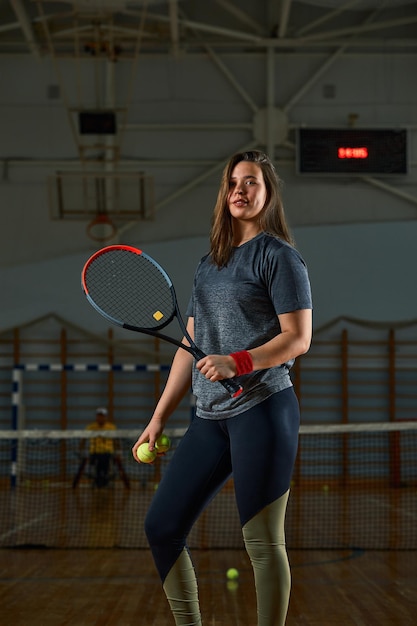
338 147 368 159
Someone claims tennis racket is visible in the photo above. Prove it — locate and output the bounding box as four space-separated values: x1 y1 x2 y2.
81 245 243 397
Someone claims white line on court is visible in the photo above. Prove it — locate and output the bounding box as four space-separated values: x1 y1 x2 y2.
0 512 51 542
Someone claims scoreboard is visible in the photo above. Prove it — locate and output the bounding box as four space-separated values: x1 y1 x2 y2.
297 128 407 175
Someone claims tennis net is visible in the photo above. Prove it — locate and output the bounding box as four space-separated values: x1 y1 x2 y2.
1 421 416 550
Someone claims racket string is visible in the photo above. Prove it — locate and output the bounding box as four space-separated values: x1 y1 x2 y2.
85 249 175 329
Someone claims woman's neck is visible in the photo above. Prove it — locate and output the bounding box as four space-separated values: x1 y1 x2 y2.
233 227 262 247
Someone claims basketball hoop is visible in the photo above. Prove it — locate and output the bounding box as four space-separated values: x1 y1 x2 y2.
86 213 117 242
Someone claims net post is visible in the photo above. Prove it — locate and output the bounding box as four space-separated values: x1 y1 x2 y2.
10 367 23 489
388 328 401 488
341 329 349 487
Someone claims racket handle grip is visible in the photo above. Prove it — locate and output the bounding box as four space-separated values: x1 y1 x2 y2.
193 348 243 397
221 378 243 398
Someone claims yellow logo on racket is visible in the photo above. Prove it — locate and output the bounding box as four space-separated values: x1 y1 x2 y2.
153 310 164 321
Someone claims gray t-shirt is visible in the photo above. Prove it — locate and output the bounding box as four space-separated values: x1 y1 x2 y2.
186 232 312 420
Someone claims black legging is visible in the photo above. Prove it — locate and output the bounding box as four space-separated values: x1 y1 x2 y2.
145 387 300 625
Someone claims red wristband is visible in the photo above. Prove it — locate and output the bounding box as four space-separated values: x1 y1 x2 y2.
230 350 253 376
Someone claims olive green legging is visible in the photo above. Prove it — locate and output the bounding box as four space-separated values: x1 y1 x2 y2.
163 492 290 626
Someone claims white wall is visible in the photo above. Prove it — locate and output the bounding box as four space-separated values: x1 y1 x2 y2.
0 52 416 265
0 50 416 337
295 220 417 330
1 220 416 337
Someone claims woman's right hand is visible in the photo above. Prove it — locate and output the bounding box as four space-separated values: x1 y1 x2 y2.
131 420 163 463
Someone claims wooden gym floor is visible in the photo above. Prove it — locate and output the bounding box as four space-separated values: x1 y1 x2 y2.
0 548 415 626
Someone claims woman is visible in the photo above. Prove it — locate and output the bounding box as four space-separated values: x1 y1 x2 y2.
132 150 312 625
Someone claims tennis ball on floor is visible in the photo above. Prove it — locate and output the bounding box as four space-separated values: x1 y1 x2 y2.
226 568 239 581
136 443 157 464
155 433 171 453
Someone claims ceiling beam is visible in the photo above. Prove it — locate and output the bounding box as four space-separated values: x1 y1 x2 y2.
361 176 417 210
214 0 264 35
168 0 180 56
282 4 402 114
300 14 417 42
135 11 262 44
296 0 362 37
277 0 293 39
9 0 41 58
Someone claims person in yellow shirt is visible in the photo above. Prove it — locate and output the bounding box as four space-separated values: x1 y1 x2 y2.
86 407 117 487
73 407 129 489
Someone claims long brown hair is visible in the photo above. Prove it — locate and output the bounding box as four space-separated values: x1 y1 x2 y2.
209 150 294 268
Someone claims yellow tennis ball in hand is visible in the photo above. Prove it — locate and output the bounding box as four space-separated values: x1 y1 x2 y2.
136 443 157 464
155 433 171 453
